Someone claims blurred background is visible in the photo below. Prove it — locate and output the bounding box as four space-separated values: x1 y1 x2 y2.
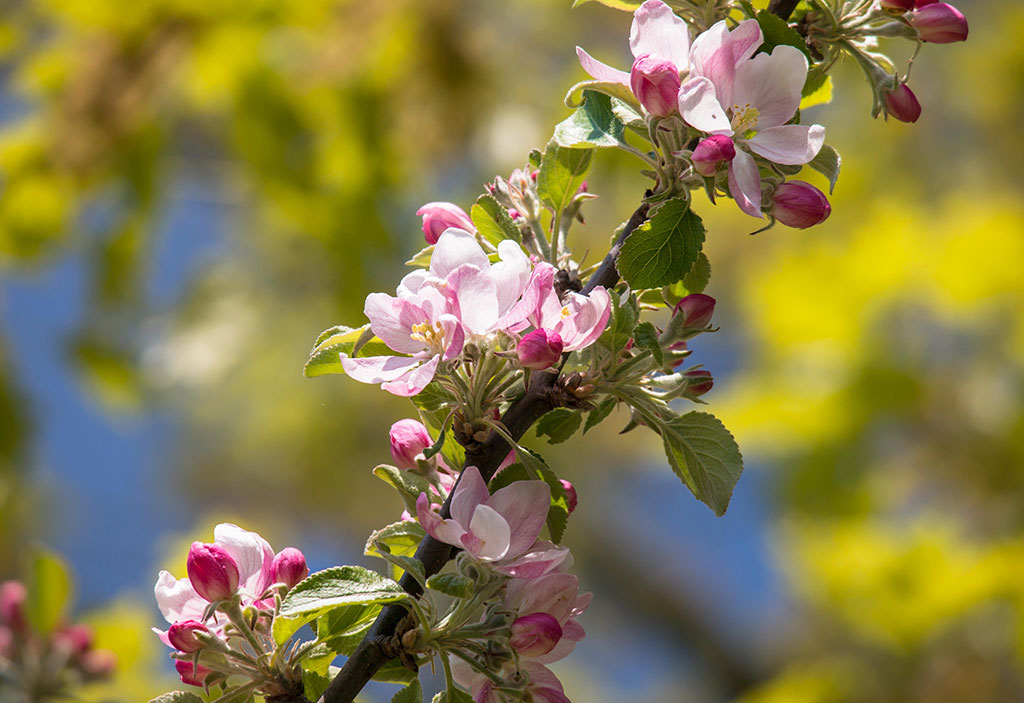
0 0 1020 700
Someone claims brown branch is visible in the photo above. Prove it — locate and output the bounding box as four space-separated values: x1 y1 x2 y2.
767 0 801 21
318 200 650 703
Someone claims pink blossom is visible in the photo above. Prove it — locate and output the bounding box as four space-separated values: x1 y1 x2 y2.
771 180 831 228
452 658 571 703
678 21 824 218
884 83 922 123
911 3 968 43
271 547 309 589
517 329 564 370
503 263 611 352
187 542 240 602
416 466 552 564
55 624 93 657
505 571 591 664
416 202 475 245
389 419 434 470
576 0 690 114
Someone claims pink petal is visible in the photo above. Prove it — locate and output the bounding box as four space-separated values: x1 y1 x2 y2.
689 20 763 108
486 480 551 558
341 354 423 384
575 47 630 86
380 354 439 397
154 571 206 624
558 287 612 352
464 505 511 560
507 572 580 622
746 124 825 165
496 263 556 331
436 314 465 362
429 229 489 279
731 45 807 129
679 77 732 134
727 147 763 218
491 241 532 314
451 466 491 528
494 544 571 579
364 293 427 354
214 524 275 596
448 264 500 336
417 492 467 547
533 636 578 665
629 0 691 69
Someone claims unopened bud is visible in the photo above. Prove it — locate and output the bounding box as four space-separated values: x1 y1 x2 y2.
884 83 922 123
517 329 564 370
0 626 13 658
272 548 309 589
771 181 831 228
683 369 714 397
81 649 116 679
168 620 210 653
691 135 736 177
674 294 716 331
911 3 968 43
187 542 239 603
510 613 562 657
389 419 433 471
55 624 93 657
0 581 27 632
630 54 681 118
560 479 578 514
415 202 475 245
175 658 212 687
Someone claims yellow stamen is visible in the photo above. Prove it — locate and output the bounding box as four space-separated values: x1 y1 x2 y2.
731 103 760 135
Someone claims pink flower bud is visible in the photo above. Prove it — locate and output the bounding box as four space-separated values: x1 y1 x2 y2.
559 479 578 514
911 3 967 43
168 620 209 653
879 0 915 11
673 294 716 331
389 419 433 470
0 581 27 632
187 542 239 602
691 135 736 177
175 658 212 687
884 84 922 123
56 624 93 657
517 329 564 370
510 613 562 657
0 626 12 658
80 649 117 679
415 202 475 245
771 181 831 228
683 369 714 397
272 548 309 589
630 54 681 118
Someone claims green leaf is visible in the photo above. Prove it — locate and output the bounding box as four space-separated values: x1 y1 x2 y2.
432 688 475 703
376 659 418 685
808 144 841 194
426 573 474 599
300 645 336 701
148 693 205 703
406 244 433 268
633 321 663 367
660 411 744 516
617 200 705 290
374 465 434 515
564 80 641 112
584 397 616 434
553 90 626 149
393 680 424 703
535 408 582 445
471 194 521 246
598 290 639 354
304 324 400 378
317 608 377 655
25 547 71 634
487 462 531 491
755 10 809 58
682 251 712 294
800 74 833 109
537 142 593 215
275 566 408 644
302 669 331 702
366 521 427 584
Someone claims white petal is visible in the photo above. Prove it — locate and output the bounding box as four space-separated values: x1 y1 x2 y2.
727 148 764 218
380 354 439 397
364 293 426 354
732 45 807 129
491 241 532 314
451 466 491 529
747 124 824 165
154 571 205 624
465 505 511 561
214 523 275 595
678 77 732 134
448 264 499 336
341 354 422 384
429 228 489 279
575 47 630 86
629 0 691 69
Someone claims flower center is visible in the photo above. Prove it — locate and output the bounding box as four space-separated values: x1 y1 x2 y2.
560 305 571 319
410 320 445 351
730 103 760 136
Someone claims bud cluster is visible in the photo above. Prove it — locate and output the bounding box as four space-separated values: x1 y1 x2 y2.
0 580 116 698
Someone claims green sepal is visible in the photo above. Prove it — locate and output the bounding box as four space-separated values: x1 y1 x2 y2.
426 573 475 599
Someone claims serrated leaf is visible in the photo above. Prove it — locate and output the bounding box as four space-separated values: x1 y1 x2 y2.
393 681 424 703
148 693 205 703
426 573 474 599
535 408 582 445
537 142 593 215
275 567 407 644
471 194 521 246
432 687 475 703
374 465 434 515
682 251 712 294
660 411 744 516
633 321 663 367
411 382 455 413
800 75 833 110
300 646 336 702
584 397 616 434
366 521 427 583
317 609 376 656
304 324 400 378
617 200 705 290
598 290 638 354
553 90 626 148
302 669 331 702
375 659 418 685
808 144 841 194
26 547 71 634
755 10 809 58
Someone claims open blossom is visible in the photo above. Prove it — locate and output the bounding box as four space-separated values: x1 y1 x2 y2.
504 263 611 353
505 571 590 664
576 0 690 115
678 20 825 217
452 658 571 703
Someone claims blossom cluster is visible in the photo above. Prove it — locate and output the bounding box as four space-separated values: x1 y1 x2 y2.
154 524 309 694
0 580 116 699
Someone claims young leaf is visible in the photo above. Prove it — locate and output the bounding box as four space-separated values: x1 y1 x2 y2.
426 573 474 599
149 694 205 703
755 10 810 58
537 142 593 215
682 251 712 294
633 321 663 367
617 200 705 290
304 325 399 378
393 681 424 703
584 397 616 434
375 659 418 685
660 412 744 516
553 90 626 148
373 465 434 515
366 521 428 584
535 408 583 445
808 144 841 194
316 607 377 654
406 245 433 268
471 194 521 245
598 290 638 354
432 688 475 703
